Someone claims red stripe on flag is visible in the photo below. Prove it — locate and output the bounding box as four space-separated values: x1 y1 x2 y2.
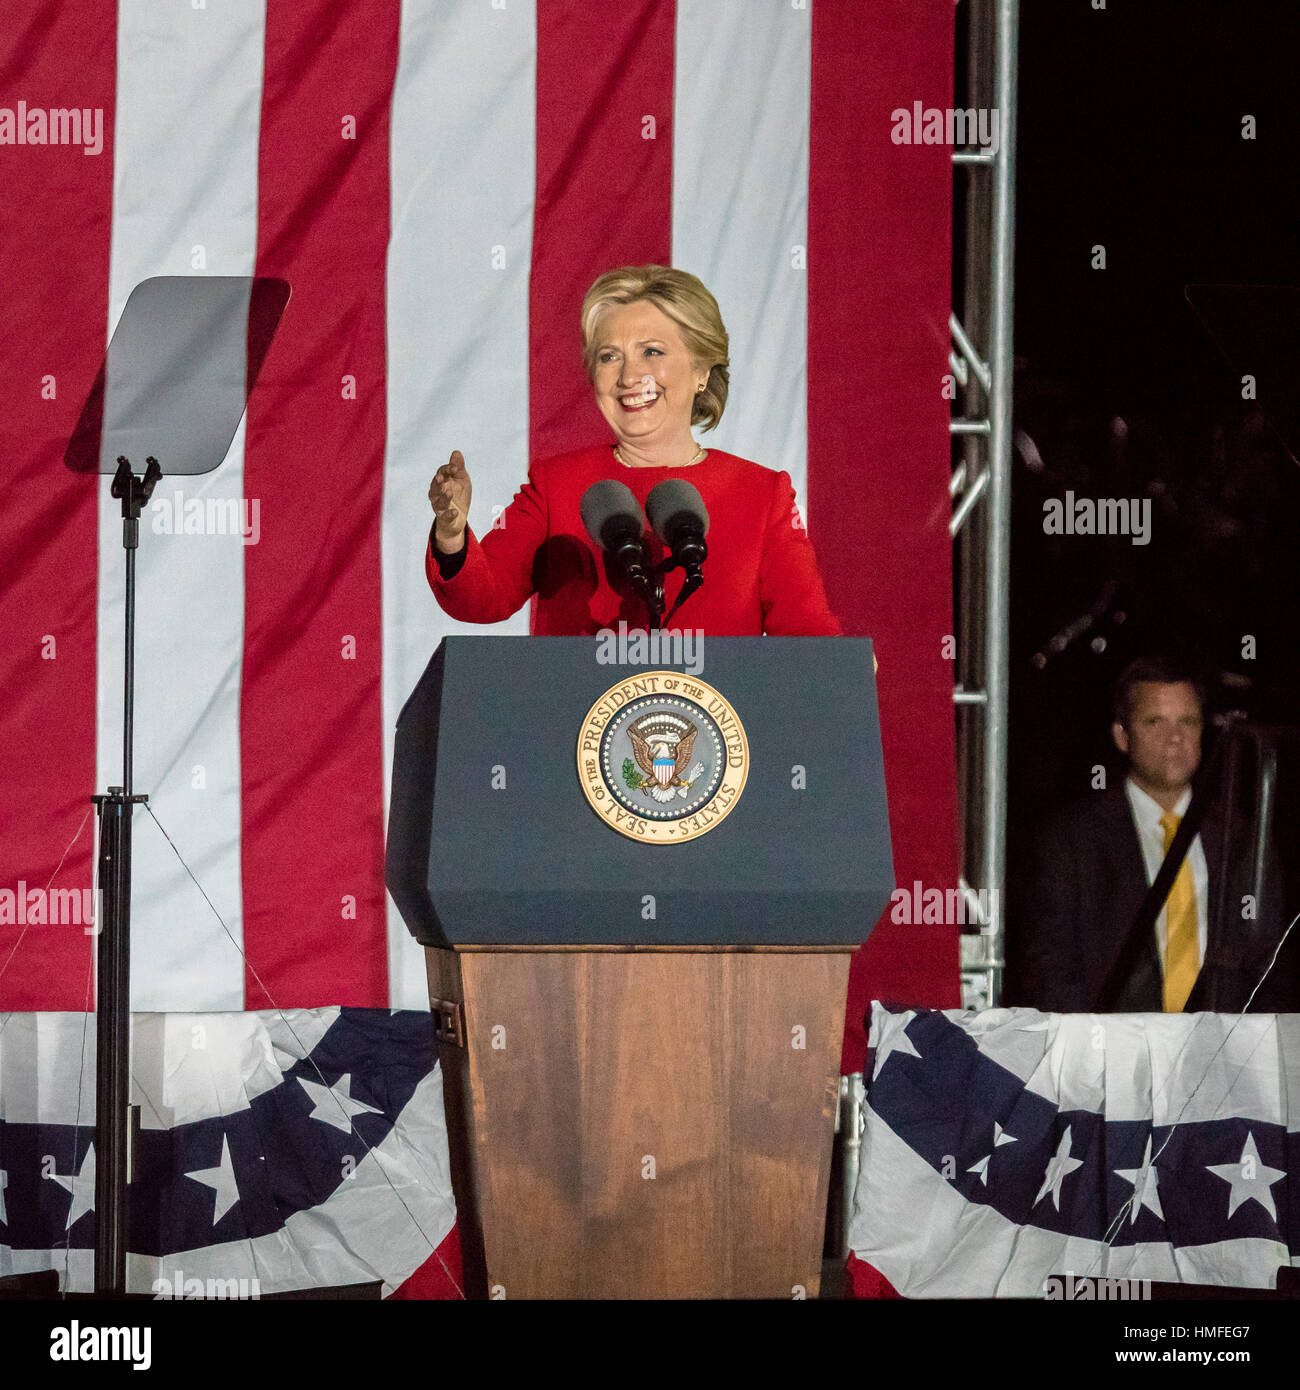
0 3 116 1009
240 0 399 1008
809 0 961 1066
387 1223 464 1301
845 1251 903 1299
529 0 676 464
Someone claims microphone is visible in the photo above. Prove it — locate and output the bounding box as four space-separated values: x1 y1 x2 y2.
580 480 651 584
646 480 709 622
645 479 709 573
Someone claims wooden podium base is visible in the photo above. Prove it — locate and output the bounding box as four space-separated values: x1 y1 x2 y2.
426 945 852 1300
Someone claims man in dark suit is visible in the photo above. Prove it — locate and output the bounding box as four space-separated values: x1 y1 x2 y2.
1009 657 1289 1012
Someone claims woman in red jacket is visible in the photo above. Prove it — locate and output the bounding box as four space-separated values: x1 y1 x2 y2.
426 265 841 637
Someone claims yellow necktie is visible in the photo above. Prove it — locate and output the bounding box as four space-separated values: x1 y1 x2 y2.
1159 811 1199 1011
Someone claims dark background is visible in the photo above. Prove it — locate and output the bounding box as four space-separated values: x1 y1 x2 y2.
1008 0 1300 825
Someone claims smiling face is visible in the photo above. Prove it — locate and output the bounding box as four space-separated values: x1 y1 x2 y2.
590 300 704 451
1112 680 1203 803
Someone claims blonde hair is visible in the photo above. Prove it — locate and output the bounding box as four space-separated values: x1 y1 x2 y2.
580 265 730 431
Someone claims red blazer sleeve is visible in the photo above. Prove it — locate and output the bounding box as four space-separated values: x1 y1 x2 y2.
425 462 550 623
757 469 842 636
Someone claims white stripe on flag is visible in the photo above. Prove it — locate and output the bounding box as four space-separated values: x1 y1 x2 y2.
382 0 538 1007
99 0 267 1009
672 0 812 514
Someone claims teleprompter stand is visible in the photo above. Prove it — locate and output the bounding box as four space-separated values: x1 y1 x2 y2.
87 456 160 1293
65 275 288 1294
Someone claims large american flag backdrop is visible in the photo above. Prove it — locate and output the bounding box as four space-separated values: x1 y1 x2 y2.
1 3 956 1072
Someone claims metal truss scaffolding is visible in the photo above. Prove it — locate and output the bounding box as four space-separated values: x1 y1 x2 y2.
832 2 1022 1261
951 0 1019 1010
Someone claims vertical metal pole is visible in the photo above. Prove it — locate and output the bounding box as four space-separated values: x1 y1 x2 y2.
124 545 134 799
1251 739 1278 922
95 505 137 1295
958 0 993 904
840 1072 865 1256
93 797 130 1295
1208 726 1242 939
980 0 1019 991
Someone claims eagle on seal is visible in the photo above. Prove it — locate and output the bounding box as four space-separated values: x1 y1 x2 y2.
627 723 703 804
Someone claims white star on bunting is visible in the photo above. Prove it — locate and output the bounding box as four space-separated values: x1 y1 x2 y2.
1034 1126 1084 1211
49 1144 96 1229
967 1121 1017 1185
185 1133 241 1225
1206 1132 1286 1222
299 1072 382 1134
1114 1134 1164 1223
875 1021 922 1069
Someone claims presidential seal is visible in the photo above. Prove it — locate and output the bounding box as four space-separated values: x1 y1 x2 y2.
577 672 748 843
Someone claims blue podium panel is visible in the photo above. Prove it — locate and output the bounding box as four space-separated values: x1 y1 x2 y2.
386 636 892 947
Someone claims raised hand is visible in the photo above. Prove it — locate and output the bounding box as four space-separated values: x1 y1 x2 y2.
429 450 472 554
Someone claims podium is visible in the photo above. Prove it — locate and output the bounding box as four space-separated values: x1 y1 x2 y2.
386 637 892 1298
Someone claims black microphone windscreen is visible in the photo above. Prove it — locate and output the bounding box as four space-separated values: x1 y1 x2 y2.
646 478 709 539
580 479 644 548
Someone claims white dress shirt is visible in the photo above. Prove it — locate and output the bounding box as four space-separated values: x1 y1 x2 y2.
1124 777 1209 964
